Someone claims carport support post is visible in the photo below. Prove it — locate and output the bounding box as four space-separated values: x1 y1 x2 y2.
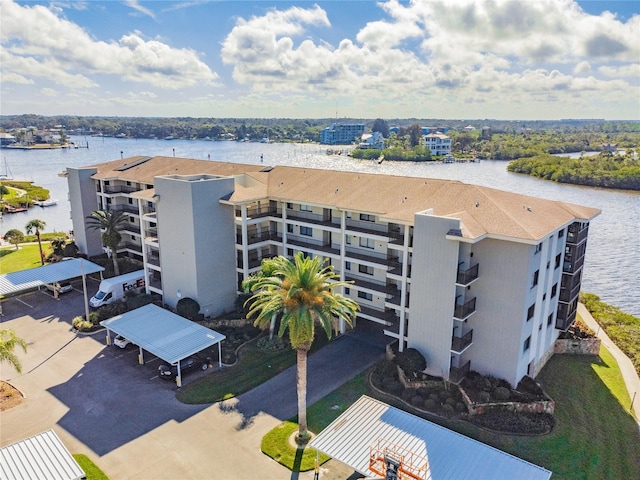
218 342 222 367
81 259 90 322
105 328 111 346
138 347 144 365
176 367 182 388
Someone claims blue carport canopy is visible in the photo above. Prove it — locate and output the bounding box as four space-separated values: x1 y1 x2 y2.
101 304 226 385
0 258 104 296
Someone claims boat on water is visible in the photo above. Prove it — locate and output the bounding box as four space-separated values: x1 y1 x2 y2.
34 199 58 207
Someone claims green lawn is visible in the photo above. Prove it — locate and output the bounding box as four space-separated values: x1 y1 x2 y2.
176 334 329 404
72 454 109 480
0 243 51 273
265 347 640 478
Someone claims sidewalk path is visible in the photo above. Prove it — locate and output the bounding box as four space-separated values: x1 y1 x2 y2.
578 303 640 427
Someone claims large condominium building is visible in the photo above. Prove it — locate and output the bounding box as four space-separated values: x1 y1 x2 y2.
67 156 599 387
320 123 366 145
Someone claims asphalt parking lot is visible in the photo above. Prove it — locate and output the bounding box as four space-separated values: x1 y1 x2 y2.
1 282 379 479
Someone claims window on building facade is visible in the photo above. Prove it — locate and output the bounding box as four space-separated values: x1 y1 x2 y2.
360 237 375 249
300 204 312 212
359 264 374 275
346 235 352 245
535 242 543 254
547 313 554 326
527 303 535 320
555 253 561 269
358 291 373 301
344 287 350 295
287 202 293 209
532 270 539 288
300 226 313 237
360 213 375 222
128 198 133 205
287 224 293 233
559 228 564 238
523 336 531 352
345 261 351 270
551 283 558 298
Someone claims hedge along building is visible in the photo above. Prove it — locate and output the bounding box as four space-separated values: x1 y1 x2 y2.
65 156 599 387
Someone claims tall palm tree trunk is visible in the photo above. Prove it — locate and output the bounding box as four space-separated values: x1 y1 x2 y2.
111 248 120 276
296 347 310 442
36 231 44 265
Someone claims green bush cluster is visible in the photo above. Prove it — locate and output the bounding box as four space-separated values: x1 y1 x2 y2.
508 152 640 190
581 292 640 375
72 293 153 332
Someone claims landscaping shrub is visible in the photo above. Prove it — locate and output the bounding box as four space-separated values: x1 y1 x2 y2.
424 398 436 410
72 316 93 331
469 411 555 435
455 402 466 412
411 395 424 408
125 293 154 310
176 297 201 320
478 391 491 403
394 347 427 378
494 386 511 401
442 404 455 415
445 397 456 407
402 388 417 402
386 381 403 395
439 390 451 401
417 387 429 397
429 393 440 403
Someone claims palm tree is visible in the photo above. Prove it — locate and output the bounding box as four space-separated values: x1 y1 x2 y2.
0 329 28 374
243 252 359 444
25 219 46 265
86 209 128 276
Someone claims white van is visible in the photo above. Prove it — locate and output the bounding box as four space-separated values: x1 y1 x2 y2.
89 271 145 308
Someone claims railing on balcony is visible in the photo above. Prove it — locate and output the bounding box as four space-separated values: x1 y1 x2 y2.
449 360 471 384
236 231 283 245
103 185 139 195
567 226 588 245
453 297 476 319
236 206 281 219
456 263 479 285
345 248 399 267
357 306 398 324
119 242 142 253
147 254 161 267
111 204 139 214
451 330 473 353
120 225 141 235
559 282 581 303
237 257 263 270
345 222 392 239
148 275 162 291
287 211 337 228
287 238 340 256
343 274 392 295
563 255 585 273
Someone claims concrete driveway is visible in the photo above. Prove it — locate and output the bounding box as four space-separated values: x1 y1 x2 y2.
0 286 383 479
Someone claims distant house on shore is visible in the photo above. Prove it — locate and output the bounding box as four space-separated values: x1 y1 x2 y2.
0 132 16 146
359 131 385 150
423 133 452 156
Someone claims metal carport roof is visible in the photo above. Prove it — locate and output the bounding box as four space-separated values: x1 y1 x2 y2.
309 395 552 480
100 303 226 366
0 258 104 296
0 429 85 480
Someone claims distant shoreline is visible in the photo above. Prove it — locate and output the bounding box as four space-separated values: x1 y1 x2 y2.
2 143 71 150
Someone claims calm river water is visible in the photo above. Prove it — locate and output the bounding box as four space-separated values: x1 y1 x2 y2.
2 137 638 316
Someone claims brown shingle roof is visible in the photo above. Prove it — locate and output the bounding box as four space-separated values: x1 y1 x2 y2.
85 157 600 242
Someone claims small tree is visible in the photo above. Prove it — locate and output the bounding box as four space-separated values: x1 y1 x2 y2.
395 347 427 379
86 210 128 276
4 229 24 250
25 219 46 265
0 329 28 374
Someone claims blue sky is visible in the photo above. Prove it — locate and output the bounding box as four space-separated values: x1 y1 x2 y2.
1 0 639 119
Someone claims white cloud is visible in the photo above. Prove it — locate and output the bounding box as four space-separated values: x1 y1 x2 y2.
40 87 57 97
0 0 217 90
573 61 592 75
124 0 155 19
598 64 640 78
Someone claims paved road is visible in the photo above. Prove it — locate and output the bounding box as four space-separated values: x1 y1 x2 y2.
0 287 384 479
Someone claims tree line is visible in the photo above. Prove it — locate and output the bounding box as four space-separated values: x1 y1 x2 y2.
507 151 640 190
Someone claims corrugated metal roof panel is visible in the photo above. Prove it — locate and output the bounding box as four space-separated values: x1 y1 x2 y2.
309 395 552 480
0 430 85 480
100 304 225 364
0 259 104 296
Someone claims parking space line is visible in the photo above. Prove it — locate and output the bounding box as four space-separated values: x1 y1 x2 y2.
13 297 33 309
